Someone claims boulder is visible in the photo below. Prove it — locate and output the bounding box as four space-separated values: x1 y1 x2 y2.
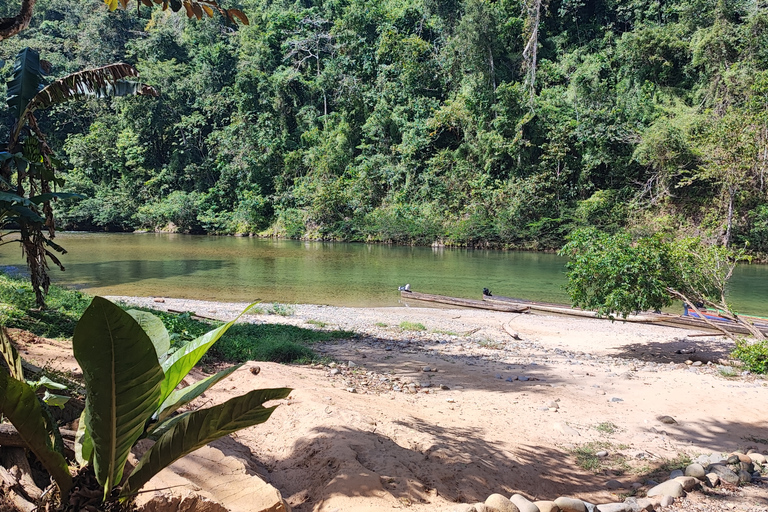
673 476 699 492
595 503 630 512
509 494 539 512
684 463 706 479
553 497 587 512
646 480 684 498
533 501 561 512
485 493 519 512
708 464 740 485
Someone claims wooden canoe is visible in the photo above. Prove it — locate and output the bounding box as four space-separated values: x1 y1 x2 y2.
400 291 529 313
483 294 768 335
482 294 664 323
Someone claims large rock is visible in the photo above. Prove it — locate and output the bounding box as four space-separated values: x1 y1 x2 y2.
134 445 290 512
673 476 699 492
708 464 740 485
533 500 561 512
553 497 587 512
748 453 767 465
485 494 519 512
684 463 706 479
595 503 630 512
645 480 684 498
509 494 539 512
622 497 654 512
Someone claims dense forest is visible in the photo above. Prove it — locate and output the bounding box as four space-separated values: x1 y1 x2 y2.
1 0 767 251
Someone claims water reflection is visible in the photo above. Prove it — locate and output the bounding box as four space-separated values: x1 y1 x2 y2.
0 232 765 314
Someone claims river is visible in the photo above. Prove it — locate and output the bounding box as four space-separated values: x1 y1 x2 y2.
1 232 766 314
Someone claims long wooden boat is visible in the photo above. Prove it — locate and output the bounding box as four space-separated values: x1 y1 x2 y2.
481 294 664 323
483 293 768 335
400 290 529 313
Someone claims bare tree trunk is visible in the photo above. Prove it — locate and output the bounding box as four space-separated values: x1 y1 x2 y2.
522 0 542 108
0 0 37 41
488 46 496 92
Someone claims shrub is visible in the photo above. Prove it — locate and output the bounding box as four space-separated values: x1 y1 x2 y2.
732 338 768 374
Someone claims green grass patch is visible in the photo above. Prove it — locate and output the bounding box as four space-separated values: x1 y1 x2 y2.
210 323 354 363
732 338 768 374
0 272 92 338
375 322 388 327
399 321 426 331
570 441 630 474
306 319 328 328
432 329 458 336
478 339 504 350
594 421 619 434
268 303 295 316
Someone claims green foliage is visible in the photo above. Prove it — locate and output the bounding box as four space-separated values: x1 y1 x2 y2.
210 323 354 363
732 339 768 374
71 297 290 501
0 329 73 498
560 228 678 317
399 321 426 331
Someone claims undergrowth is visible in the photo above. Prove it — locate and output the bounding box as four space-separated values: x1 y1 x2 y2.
1 270 354 364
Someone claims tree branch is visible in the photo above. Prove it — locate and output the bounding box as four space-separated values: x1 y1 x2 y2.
0 0 37 42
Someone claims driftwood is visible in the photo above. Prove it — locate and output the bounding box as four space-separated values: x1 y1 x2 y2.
1 447 43 500
0 424 76 459
0 464 37 512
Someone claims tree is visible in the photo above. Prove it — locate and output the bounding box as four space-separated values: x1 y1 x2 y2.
560 227 765 340
1 48 157 306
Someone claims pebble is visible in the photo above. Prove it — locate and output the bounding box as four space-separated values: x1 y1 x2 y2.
673 476 698 492
423 366 432 372
330 368 340 376
596 450 608 458
605 479 622 490
669 469 684 478
596 504 630 512
609 397 623 402
657 415 677 424
659 495 675 507
348 361 357 367
518 376 529 381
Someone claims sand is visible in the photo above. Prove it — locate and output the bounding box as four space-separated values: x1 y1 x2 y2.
12 297 768 511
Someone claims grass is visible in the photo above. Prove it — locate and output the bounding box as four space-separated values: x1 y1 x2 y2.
268 303 295 316
306 319 328 328
594 422 620 434
0 270 354 364
717 365 739 378
375 322 388 327
478 339 504 350
0 272 92 338
432 329 458 336
209 323 354 363
399 321 426 331
570 442 630 475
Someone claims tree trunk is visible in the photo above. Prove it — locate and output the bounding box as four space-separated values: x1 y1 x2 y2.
0 0 37 41
723 185 735 247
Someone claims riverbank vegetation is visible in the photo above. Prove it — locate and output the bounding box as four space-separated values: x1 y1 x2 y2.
0 272 350 362
1 0 766 252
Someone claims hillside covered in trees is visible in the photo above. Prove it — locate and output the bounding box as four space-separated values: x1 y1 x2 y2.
1 0 767 251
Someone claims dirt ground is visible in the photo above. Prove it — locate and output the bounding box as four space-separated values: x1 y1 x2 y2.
10 300 768 511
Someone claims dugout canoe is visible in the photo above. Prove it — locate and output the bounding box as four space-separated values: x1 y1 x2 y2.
400 290 529 313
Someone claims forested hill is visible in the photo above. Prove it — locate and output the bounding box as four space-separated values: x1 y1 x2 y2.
1 0 767 250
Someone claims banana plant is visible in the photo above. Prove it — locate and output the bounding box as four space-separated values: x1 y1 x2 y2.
1 47 158 307
72 297 291 501
0 328 73 499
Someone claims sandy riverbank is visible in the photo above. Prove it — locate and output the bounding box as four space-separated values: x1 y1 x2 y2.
18 296 768 511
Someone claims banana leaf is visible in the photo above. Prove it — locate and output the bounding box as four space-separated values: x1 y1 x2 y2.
6 47 44 120
0 328 24 380
152 363 243 425
158 303 258 405
120 387 291 497
0 369 73 497
74 406 94 467
127 309 171 361
73 297 164 497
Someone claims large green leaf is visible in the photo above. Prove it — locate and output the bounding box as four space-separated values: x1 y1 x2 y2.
73 297 164 496
6 47 44 120
75 406 94 467
0 369 73 497
0 328 24 380
158 303 258 405
121 387 291 497
127 310 171 361
152 364 243 425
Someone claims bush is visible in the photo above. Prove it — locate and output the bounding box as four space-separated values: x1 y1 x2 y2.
732 338 768 374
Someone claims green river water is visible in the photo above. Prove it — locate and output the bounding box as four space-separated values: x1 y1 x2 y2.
1 232 766 315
